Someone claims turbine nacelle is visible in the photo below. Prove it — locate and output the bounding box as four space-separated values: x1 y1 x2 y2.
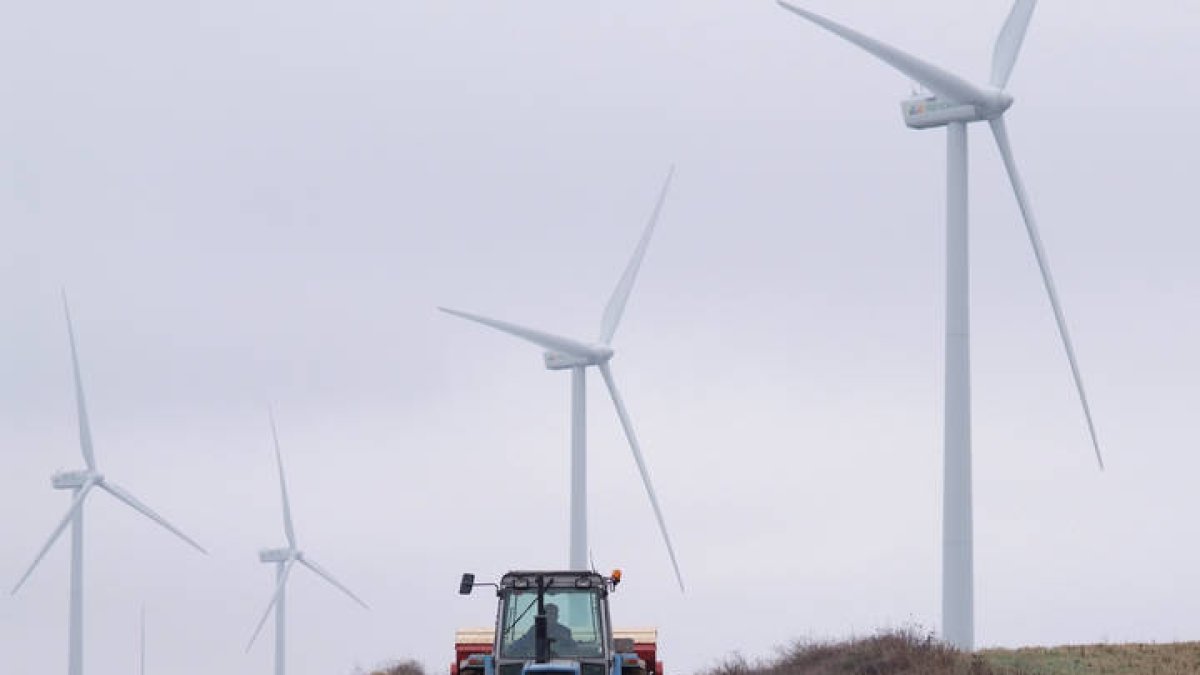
258 547 296 564
52 470 94 489
543 345 615 370
902 89 1013 129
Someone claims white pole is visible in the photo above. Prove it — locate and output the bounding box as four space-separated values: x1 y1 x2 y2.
569 366 587 570
274 561 286 675
68 490 84 675
942 121 974 651
139 605 146 675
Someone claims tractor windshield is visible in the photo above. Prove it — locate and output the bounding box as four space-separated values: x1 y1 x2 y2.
499 588 605 659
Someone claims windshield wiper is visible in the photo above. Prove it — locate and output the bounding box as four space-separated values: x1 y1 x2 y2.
502 596 538 639
501 580 555 640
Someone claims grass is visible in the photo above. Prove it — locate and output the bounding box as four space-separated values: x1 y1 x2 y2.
980 642 1200 675
372 630 1200 675
696 628 1033 675
694 629 1200 675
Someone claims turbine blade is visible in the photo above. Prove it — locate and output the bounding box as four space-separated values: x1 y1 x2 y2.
776 2 990 106
989 116 1104 469
598 166 675 345
268 409 297 548
597 363 685 592
11 479 96 594
246 558 295 651
62 294 97 471
439 307 595 358
990 0 1037 88
98 480 208 554
299 557 369 609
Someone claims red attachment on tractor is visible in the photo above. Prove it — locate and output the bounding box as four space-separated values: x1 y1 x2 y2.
453 629 493 675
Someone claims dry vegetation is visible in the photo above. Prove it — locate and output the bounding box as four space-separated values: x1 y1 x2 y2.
371 631 1200 675
361 658 427 675
695 630 1200 675
980 641 1200 675
696 629 1033 675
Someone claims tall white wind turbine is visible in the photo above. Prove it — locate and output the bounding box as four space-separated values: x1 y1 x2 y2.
10 297 208 675
247 411 369 675
778 0 1103 650
440 167 683 591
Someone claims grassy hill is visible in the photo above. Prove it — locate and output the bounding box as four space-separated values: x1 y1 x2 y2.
371 630 1200 675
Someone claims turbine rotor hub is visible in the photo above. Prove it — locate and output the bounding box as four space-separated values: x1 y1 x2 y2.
981 89 1015 117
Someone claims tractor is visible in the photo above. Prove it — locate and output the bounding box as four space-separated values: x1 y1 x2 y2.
453 570 662 675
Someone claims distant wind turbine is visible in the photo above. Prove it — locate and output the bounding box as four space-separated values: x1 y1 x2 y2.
440 167 684 591
777 0 1103 650
139 605 146 675
10 296 207 675
247 411 368 675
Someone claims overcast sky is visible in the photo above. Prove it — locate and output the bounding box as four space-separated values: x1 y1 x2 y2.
2 1 1198 674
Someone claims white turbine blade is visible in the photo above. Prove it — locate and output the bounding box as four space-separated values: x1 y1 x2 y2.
597 363 685 592
11 479 96 594
598 166 675 345
98 480 208 554
246 558 295 651
439 307 595 358
268 410 297 548
62 294 97 471
776 2 991 107
990 0 1037 88
989 116 1104 469
299 557 369 609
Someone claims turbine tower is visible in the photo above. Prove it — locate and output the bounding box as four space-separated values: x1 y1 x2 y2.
440 167 684 591
139 605 146 675
247 411 369 675
777 0 1104 650
10 297 208 675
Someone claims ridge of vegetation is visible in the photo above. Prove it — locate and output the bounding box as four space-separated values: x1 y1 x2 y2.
369 629 1200 675
697 629 1030 675
695 629 1200 675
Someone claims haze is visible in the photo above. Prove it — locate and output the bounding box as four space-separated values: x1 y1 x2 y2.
2 2 1198 675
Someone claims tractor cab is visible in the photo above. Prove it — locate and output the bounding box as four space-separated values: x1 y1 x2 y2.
458 570 657 675
497 571 610 666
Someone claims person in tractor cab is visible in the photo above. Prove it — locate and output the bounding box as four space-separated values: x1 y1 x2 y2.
543 603 576 652
510 602 576 657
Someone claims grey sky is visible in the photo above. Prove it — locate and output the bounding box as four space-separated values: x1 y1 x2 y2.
2 1 1198 674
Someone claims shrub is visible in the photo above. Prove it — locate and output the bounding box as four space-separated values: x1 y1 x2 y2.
366 658 427 675
695 628 1033 675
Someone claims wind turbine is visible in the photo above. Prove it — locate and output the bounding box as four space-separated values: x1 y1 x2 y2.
247 411 369 675
777 0 1103 650
10 297 208 675
440 167 684 591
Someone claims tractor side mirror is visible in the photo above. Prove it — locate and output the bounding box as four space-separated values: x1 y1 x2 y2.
459 573 476 595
